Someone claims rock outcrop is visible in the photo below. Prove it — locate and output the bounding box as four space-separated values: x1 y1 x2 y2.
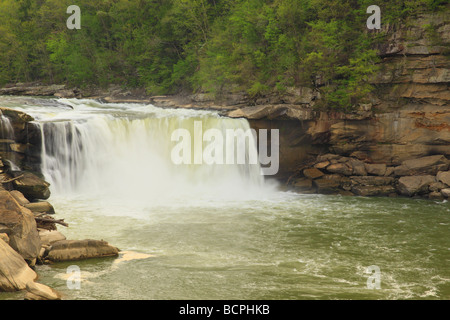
44 239 119 262
0 239 37 292
288 154 450 199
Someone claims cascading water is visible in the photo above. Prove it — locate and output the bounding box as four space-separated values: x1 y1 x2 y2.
1 96 449 300
0 114 15 140
30 99 275 208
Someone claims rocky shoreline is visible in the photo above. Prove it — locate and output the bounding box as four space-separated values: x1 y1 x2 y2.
0 106 119 300
287 153 450 200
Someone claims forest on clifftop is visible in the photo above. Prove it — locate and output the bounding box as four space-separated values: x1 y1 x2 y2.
0 0 447 109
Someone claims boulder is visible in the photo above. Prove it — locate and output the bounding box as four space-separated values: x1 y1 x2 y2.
326 163 353 176
348 159 367 176
313 175 341 194
429 182 446 192
436 171 450 186
0 239 37 291
9 190 29 206
441 188 450 198
365 163 387 176
397 175 436 196
12 172 50 200
45 239 119 262
394 155 449 176
303 168 324 179
428 191 443 200
314 161 330 170
350 176 394 186
24 281 61 300
291 178 313 191
38 229 66 246
352 185 396 197
0 191 41 261
24 201 55 215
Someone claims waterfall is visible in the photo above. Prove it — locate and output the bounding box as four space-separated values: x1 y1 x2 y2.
32 99 273 206
0 114 15 140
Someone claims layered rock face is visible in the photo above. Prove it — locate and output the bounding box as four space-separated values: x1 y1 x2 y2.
223 11 450 181
288 154 450 199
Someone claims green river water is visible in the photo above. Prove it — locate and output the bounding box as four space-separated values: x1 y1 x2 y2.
0 97 448 300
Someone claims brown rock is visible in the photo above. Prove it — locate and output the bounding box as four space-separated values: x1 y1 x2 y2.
397 175 436 196
365 163 387 176
436 171 450 186
0 191 41 261
291 178 313 190
12 172 50 200
24 201 55 215
38 229 66 246
303 168 324 180
352 185 396 197
441 188 450 198
46 239 119 262
428 191 443 200
0 239 37 291
314 161 330 170
348 159 367 176
313 175 341 194
429 182 446 192
350 176 394 186
24 281 61 300
326 163 353 176
394 155 449 176
9 190 29 206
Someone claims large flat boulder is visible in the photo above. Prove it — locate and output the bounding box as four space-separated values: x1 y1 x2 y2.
45 239 119 262
397 175 436 196
0 191 41 261
0 239 37 292
394 155 449 176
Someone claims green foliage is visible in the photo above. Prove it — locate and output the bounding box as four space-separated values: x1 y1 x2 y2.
0 0 445 109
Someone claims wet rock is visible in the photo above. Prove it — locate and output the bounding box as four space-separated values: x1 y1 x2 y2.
397 175 436 196
45 239 119 262
24 281 61 300
12 172 50 200
0 239 37 291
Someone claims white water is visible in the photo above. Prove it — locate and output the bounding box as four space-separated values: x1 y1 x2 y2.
18 98 279 212
0 114 15 140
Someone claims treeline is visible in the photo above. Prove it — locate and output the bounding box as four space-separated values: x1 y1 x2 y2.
0 0 446 109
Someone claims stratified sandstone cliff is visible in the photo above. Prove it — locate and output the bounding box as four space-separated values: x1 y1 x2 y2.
223 10 449 178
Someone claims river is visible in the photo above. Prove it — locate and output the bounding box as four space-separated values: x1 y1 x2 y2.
0 96 448 300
